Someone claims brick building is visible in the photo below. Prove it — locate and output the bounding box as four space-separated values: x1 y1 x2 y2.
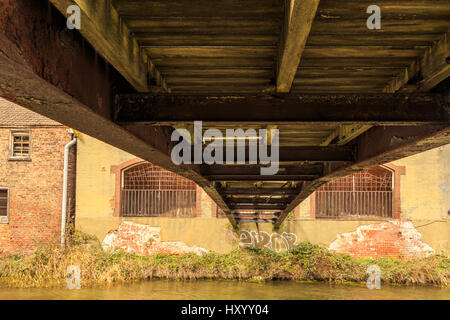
0 98 76 253
0 99 448 259
75 132 449 259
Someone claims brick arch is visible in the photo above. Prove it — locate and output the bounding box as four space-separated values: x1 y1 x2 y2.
122 162 197 191
111 158 145 217
111 158 198 217
309 163 405 219
381 163 406 219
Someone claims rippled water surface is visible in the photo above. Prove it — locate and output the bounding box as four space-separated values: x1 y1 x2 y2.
0 280 448 300
0 280 450 300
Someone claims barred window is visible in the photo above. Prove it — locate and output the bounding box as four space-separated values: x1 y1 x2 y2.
120 162 197 217
10 130 30 159
315 166 393 219
0 189 9 223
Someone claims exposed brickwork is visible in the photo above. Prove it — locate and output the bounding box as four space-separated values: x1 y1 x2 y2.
328 220 435 259
0 104 75 253
384 163 406 219
102 222 208 256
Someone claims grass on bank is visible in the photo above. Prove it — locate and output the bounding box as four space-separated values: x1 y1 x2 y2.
0 231 448 288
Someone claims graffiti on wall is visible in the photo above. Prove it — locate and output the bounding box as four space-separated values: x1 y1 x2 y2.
438 181 449 194
239 230 298 252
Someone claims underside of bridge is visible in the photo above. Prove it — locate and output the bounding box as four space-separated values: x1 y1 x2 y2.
0 0 448 228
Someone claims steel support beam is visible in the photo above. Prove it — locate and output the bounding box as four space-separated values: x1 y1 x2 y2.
115 94 449 125
275 124 450 227
177 146 356 163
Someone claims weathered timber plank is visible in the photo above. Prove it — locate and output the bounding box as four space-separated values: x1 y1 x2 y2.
276 0 320 92
310 20 449 34
236 219 277 223
221 181 295 189
317 0 450 18
320 125 373 146
126 18 282 34
293 78 390 85
145 47 276 58
207 176 319 182
384 33 450 93
112 0 285 18
169 88 275 95
136 34 279 46
290 85 385 93
167 85 275 94
278 141 335 147
166 78 272 86
296 68 403 77
306 34 443 47
298 58 413 68
234 213 281 217
230 204 285 210
228 198 293 204
220 188 301 196
201 164 323 175
154 58 275 68
277 131 333 137
302 46 427 58
168 146 356 163
134 32 278 47
161 68 273 78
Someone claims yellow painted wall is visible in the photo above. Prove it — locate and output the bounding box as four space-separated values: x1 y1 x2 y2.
75 133 135 221
393 144 449 220
75 133 449 255
75 133 237 253
239 219 449 256
77 216 237 254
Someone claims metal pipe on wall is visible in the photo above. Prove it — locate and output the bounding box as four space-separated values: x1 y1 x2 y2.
61 135 77 247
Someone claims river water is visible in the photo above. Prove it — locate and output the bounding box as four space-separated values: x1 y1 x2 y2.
0 280 448 300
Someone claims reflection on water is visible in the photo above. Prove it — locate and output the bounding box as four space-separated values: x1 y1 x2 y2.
0 280 448 300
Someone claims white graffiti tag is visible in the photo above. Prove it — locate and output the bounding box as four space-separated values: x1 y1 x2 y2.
239 230 298 252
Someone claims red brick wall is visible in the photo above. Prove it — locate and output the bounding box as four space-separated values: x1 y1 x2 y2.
328 221 435 259
0 126 73 253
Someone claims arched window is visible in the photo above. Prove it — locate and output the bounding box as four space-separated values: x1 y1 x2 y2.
315 166 393 219
120 162 196 217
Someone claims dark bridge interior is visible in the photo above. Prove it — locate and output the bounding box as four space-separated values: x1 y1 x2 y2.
0 0 448 228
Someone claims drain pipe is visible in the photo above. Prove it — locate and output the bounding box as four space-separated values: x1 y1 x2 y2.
61 134 77 248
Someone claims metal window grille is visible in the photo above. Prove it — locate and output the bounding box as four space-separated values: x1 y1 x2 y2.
121 163 197 217
316 167 393 219
11 131 30 158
